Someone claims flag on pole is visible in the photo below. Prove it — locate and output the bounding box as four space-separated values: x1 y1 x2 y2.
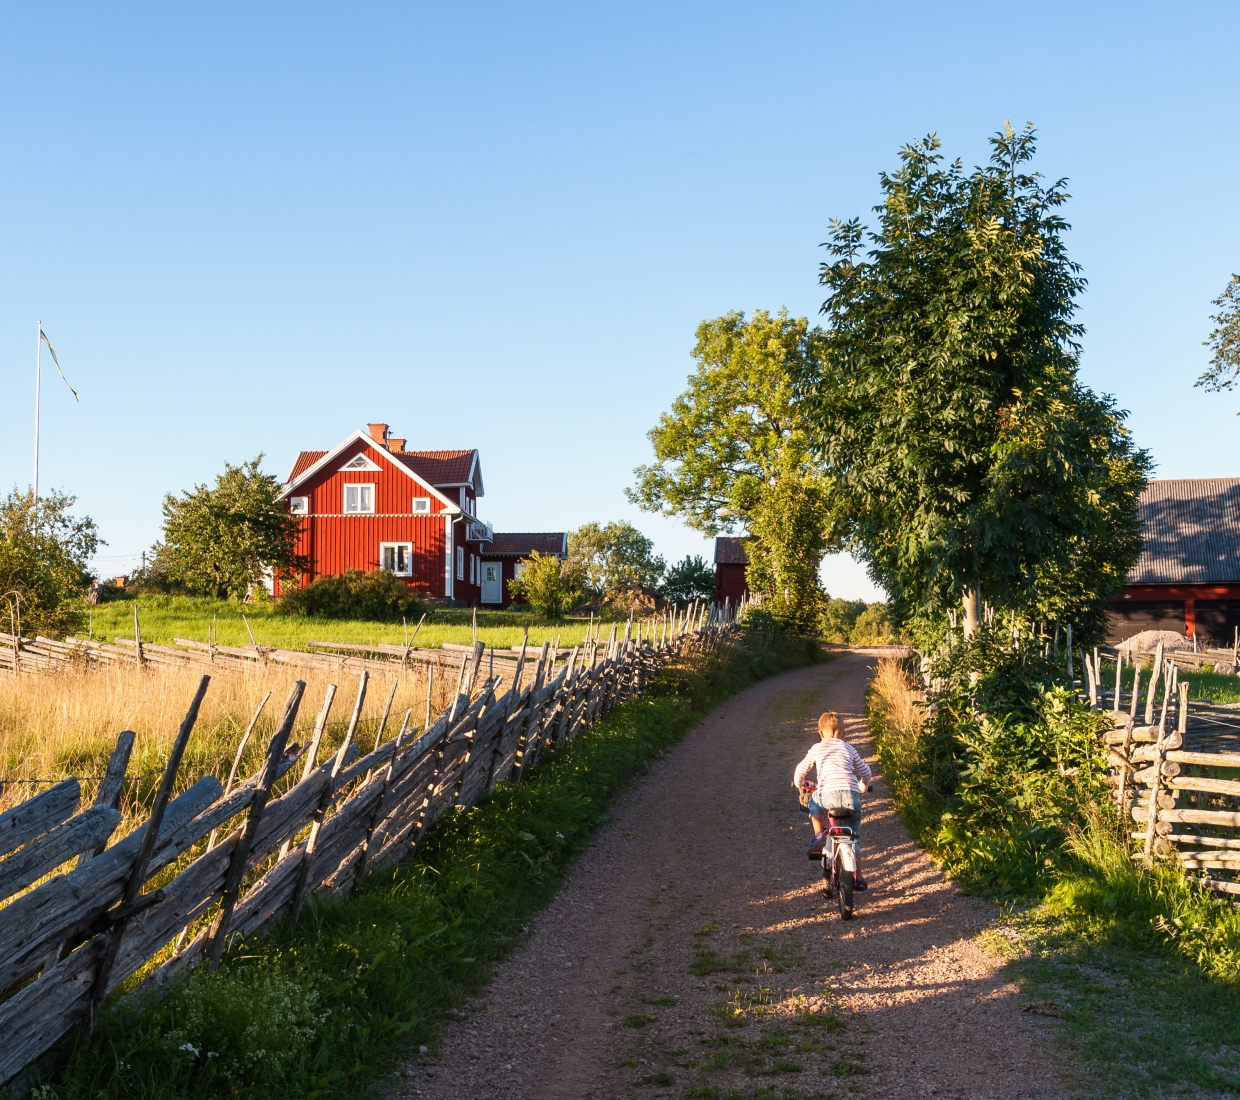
39 327 78 402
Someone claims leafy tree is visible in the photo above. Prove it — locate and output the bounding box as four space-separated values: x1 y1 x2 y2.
629 310 845 631
568 521 664 598
660 555 715 603
154 457 307 599
849 603 900 645
821 597 867 643
507 551 585 619
0 488 99 638
804 124 1150 641
1197 274 1240 402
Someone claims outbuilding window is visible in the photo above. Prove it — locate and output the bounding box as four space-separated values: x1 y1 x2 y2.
380 543 412 577
344 484 374 514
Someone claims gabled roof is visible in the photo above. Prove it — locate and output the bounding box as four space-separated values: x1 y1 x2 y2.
715 537 749 566
1128 478 1240 585
395 450 483 495
488 532 567 557
278 430 461 512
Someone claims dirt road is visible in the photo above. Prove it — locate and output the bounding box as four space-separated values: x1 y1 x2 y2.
401 651 1069 1100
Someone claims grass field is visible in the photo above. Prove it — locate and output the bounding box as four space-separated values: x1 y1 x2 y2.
83 594 631 653
1106 658 1240 706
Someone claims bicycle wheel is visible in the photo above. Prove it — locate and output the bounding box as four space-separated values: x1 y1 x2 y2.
822 858 834 897
837 868 854 920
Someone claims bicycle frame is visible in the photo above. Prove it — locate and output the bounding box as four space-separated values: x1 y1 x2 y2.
825 823 857 876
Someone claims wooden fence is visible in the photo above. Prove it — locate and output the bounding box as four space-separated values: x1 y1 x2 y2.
1081 641 1240 896
0 606 733 1089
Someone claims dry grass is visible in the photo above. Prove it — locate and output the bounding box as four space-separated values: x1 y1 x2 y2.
0 659 457 823
869 656 925 741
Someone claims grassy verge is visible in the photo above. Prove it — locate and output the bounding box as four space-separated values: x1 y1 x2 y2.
868 656 1240 1097
85 594 623 652
23 622 819 1100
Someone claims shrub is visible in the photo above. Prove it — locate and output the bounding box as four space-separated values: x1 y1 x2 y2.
279 570 423 621
506 552 584 619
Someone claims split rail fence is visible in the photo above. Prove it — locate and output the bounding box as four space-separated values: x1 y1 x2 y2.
0 605 734 1089
1079 642 1240 898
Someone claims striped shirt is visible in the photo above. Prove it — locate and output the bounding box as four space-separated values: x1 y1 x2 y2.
793 739 872 795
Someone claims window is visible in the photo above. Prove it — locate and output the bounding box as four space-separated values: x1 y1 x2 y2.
513 560 529 580
470 554 476 584
456 545 465 580
340 453 381 471
380 543 413 576
344 484 374 514
289 497 308 515
412 497 431 514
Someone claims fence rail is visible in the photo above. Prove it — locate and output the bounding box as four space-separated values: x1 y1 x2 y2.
0 602 734 1089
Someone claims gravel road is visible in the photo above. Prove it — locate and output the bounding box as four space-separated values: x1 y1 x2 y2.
399 650 1069 1100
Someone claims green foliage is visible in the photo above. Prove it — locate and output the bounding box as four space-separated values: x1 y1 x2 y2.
848 603 900 645
820 598 867 643
279 570 423 622
629 310 845 636
660 555 715 604
154 457 307 600
806 125 1150 640
1198 273 1240 400
506 551 585 619
0 488 98 638
567 521 664 597
45 620 814 1100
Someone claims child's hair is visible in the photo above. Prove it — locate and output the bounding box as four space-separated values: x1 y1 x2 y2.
817 712 841 738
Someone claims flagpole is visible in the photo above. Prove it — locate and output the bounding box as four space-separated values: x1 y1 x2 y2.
33 318 42 500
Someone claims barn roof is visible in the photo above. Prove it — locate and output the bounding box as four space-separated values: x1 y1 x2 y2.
714 537 749 566
395 450 480 492
488 532 567 557
1128 478 1240 584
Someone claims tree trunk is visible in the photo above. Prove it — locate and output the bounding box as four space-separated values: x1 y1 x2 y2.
962 587 980 639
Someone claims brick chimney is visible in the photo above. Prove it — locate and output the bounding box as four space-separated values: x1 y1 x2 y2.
388 437 406 453
367 423 390 448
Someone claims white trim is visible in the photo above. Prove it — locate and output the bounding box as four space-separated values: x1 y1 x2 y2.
379 542 413 577
289 496 308 515
445 514 454 599
339 453 382 472
343 483 375 514
279 430 461 514
412 496 431 514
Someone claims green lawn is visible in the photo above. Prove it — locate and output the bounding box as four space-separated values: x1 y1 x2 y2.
1106 660 1240 706
82 595 637 653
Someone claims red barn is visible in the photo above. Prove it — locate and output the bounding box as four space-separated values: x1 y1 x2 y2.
713 536 749 607
276 422 565 606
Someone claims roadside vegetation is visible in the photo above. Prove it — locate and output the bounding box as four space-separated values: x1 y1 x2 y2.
869 651 1240 1095
28 613 820 1100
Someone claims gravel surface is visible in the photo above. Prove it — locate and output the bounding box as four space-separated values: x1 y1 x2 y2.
398 650 1070 1100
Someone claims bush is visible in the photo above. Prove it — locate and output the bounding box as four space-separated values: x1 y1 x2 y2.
506 552 584 619
849 603 901 644
279 570 423 622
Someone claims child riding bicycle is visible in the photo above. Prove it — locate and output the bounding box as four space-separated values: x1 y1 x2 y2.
792 711 872 890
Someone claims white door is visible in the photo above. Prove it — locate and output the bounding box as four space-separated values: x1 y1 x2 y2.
481 561 503 604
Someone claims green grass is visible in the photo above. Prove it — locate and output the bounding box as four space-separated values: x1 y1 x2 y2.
1108 660 1240 706
25 620 818 1100
83 594 624 653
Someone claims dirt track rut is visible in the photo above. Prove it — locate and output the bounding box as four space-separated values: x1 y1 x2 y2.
400 650 1069 1100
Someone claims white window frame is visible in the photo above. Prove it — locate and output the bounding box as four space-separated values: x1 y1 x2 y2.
289 496 309 515
343 483 375 514
379 542 413 577
470 553 477 585
456 545 465 580
514 560 530 580
412 496 431 514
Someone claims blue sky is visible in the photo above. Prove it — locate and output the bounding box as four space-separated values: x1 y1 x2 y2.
2 2 1237 600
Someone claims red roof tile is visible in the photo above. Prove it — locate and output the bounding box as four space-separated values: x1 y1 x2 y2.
489 532 567 557
396 449 477 486
289 450 328 481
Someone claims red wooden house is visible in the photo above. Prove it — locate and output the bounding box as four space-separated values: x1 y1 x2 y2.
713 537 749 606
275 422 565 606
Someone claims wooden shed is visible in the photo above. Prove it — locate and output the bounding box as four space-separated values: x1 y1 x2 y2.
1109 478 1240 645
713 536 749 607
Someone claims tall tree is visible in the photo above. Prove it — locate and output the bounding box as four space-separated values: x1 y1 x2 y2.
804 124 1149 640
629 310 845 628
0 488 99 637
1197 273 1240 403
153 457 307 599
568 521 665 598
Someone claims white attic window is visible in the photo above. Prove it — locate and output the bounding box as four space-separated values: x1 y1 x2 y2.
340 453 381 472
412 497 431 514
289 497 309 515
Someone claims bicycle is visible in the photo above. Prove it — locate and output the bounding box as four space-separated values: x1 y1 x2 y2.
801 783 859 921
